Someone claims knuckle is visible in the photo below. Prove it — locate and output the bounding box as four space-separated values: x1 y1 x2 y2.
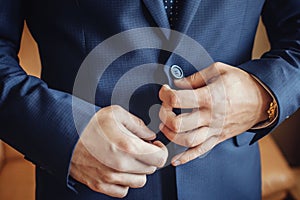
93 182 105 193
219 130 228 141
180 156 190 164
197 144 208 155
202 115 210 125
113 159 126 171
158 108 165 121
111 105 124 113
201 90 211 107
213 62 222 68
100 106 120 122
158 87 163 99
146 166 157 175
170 117 181 132
186 153 196 162
115 161 127 171
91 181 129 198
190 73 197 82
169 93 178 107
135 117 145 127
194 89 201 100
189 73 198 87
101 114 113 125
115 140 134 154
185 136 196 147
103 173 114 183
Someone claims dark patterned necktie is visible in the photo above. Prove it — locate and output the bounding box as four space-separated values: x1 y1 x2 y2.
163 0 180 28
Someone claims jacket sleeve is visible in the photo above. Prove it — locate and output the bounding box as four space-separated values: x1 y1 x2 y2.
238 0 300 143
0 0 96 190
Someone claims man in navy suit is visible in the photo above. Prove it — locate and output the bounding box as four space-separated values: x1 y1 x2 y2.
0 0 299 199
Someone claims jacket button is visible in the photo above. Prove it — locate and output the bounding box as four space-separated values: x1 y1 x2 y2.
170 65 184 79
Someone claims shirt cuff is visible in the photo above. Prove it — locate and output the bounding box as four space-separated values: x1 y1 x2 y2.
250 75 278 130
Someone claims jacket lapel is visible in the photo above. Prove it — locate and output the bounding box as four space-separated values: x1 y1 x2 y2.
175 0 202 34
142 0 202 40
142 0 203 58
165 0 202 57
142 0 201 35
142 0 170 30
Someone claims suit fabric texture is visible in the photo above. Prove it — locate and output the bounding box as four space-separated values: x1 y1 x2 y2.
0 0 299 199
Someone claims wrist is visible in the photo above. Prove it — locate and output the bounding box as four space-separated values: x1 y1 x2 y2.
250 75 278 129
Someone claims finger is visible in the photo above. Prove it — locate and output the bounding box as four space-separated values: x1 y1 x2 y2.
152 140 168 153
134 140 168 168
171 136 219 166
107 173 147 188
72 160 131 198
108 155 158 175
160 125 212 147
174 71 206 89
113 132 168 168
75 162 130 198
77 140 158 176
115 106 156 140
158 103 177 130
159 84 211 109
174 62 223 89
92 182 129 198
102 121 168 170
100 106 168 169
79 128 158 174
159 106 210 132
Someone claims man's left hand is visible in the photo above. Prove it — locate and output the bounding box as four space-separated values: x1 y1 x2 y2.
159 62 272 166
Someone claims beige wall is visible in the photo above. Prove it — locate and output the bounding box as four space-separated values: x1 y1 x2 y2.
19 23 41 77
252 19 270 59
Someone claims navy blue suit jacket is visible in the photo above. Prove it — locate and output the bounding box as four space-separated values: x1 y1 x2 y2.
0 0 299 199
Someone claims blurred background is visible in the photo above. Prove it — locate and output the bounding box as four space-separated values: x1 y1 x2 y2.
0 20 299 200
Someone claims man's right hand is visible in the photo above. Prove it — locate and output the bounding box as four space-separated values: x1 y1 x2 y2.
70 105 168 198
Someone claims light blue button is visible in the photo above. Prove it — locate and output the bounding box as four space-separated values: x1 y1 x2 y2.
170 64 184 79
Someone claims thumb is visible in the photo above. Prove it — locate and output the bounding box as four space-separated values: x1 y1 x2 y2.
174 71 206 89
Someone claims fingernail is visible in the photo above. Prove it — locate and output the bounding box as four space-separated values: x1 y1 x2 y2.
153 140 163 147
173 160 181 166
148 134 156 140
